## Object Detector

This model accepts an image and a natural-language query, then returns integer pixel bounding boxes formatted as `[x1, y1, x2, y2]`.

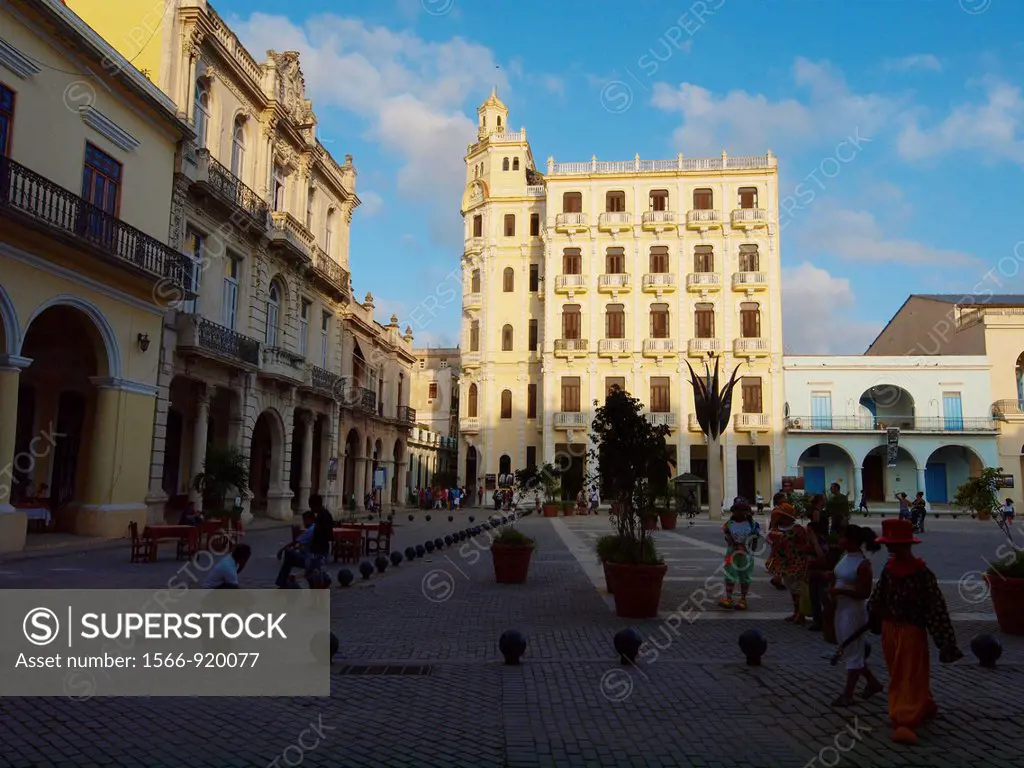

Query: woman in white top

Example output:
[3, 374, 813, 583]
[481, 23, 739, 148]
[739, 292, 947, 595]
[829, 524, 884, 706]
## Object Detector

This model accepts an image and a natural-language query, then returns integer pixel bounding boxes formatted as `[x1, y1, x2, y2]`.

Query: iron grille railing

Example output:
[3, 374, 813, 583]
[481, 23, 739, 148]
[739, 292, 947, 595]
[311, 246, 350, 296]
[786, 415, 997, 432]
[309, 365, 338, 393]
[204, 153, 269, 225]
[397, 405, 416, 424]
[0, 156, 193, 291]
[197, 318, 260, 366]
[358, 387, 376, 412]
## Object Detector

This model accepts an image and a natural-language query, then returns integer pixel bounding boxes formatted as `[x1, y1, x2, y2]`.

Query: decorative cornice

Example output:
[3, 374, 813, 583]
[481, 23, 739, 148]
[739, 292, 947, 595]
[0, 354, 33, 372]
[80, 105, 140, 152]
[0, 38, 42, 79]
[88, 377, 159, 396]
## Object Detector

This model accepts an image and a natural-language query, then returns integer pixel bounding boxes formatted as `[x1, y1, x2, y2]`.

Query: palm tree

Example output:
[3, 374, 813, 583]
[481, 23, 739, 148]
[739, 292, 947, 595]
[192, 445, 250, 518]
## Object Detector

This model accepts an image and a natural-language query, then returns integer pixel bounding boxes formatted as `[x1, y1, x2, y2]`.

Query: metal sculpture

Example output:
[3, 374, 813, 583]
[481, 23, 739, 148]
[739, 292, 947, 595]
[684, 353, 744, 519]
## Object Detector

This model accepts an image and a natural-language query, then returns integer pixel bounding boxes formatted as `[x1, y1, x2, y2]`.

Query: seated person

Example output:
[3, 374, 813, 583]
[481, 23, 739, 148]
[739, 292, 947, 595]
[201, 544, 251, 589]
[276, 511, 315, 587]
[178, 501, 203, 526]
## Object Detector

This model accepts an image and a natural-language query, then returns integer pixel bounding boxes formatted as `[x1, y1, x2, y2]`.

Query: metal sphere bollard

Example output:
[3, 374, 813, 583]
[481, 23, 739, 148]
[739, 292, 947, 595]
[971, 633, 1002, 668]
[337, 568, 354, 587]
[434, 537, 444, 550]
[374, 555, 389, 573]
[390, 551, 403, 567]
[404, 546, 417, 562]
[358, 561, 374, 580]
[415, 544, 426, 558]
[738, 629, 767, 666]
[499, 629, 527, 665]
[614, 628, 644, 665]
[425, 540, 435, 553]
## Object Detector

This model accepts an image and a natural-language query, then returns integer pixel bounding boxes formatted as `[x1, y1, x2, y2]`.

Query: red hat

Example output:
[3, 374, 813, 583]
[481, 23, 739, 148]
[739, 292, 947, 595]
[876, 518, 920, 545]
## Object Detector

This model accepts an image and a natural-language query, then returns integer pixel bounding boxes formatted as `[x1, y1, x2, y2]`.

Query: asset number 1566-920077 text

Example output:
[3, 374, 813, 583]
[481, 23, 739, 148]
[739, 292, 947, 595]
[143, 652, 259, 668]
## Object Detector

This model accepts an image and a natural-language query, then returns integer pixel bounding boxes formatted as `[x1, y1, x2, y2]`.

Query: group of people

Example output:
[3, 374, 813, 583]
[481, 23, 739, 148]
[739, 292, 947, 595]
[414, 486, 470, 510]
[716, 490, 962, 744]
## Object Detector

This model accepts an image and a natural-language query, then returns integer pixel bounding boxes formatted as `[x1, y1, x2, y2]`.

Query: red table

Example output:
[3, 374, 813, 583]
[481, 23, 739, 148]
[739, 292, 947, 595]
[143, 525, 198, 561]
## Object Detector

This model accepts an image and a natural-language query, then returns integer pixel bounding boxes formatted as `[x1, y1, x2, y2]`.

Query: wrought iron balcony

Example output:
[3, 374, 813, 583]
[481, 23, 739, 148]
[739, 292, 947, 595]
[0, 156, 194, 294]
[193, 150, 269, 228]
[309, 245, 350, 301]
[357, 387, 377, 413]
[302, 364, 339, 398]
[397, 405, 417, 424]
[175, 314, 260, 369]
[785, 415, 997, 433]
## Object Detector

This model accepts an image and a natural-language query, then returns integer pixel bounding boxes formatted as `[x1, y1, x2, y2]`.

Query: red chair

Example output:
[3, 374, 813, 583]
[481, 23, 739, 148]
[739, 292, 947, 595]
[129, 522, 153, 563]
[333, 529, 362, 563]
[365, 522, 393, 556]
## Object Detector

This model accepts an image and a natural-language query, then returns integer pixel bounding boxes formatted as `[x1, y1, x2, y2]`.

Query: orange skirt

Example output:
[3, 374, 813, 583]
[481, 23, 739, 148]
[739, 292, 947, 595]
[881, 620, 938, 729]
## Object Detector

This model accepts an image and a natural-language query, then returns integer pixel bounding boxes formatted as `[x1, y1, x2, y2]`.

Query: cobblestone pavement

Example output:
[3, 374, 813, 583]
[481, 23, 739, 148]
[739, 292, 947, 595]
[0, 510, 1021, 767]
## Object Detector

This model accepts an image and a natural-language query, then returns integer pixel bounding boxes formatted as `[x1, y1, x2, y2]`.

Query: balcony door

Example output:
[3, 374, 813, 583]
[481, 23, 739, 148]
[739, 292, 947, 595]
[942, 393, 963, 431]
[81, 143, 121, 242]
[811, 393, 832, 429]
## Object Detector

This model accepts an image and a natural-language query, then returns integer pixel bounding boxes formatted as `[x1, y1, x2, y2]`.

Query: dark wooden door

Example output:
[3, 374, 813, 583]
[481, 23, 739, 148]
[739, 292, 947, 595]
[862, 453, 884, 502]
[737, 459, 755, 503]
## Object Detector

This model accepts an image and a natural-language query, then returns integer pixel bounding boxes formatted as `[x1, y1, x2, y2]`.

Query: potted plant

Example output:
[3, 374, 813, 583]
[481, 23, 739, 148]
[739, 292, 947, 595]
[562, 499, 576, 517]
[653, 483, 677, 530]
[985, 548, 1024, 635]
[490, 526, 535, 584]
[192, 445, 250, 521]
[953, 466, 1003, 522]
[595, 534, 621, 593]
[590, 387, 672, 619]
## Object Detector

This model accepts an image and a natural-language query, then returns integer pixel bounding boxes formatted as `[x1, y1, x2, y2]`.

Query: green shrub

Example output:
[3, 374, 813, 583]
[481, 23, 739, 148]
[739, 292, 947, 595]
[595, 534, 621, 563]
[988, 547, 1024, 579]
[493, 527, 534, 547]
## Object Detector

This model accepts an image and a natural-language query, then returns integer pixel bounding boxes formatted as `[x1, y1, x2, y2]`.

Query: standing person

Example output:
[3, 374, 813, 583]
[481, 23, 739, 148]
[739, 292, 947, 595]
[306, 497, 334, 588]
[766, 492, 788, 590]
[755, 491, 765, 516]
[589, 486, 600, 515]
[576, 488, 586, 515]
[868, 518, 963, 744]
[768, 504, 811, 623]
[718, 502, 761, 610]
[897, 493, 911, 521]
[1002, 497, 1015, 523]
[807, 495, 830, 632]
[911, 492, 927, 533]
[478, 484, 483, 507]
[858, 489, 869, 515]
[829, 525, 884, 706]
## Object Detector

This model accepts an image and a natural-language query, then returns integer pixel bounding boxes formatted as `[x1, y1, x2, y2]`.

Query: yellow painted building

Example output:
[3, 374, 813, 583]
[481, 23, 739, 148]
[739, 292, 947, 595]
[409, 347, 460, 495]
[67, 0, 418, 522]
[866, 294, 1024, 496]
[0, 0, 193, 549]
[459, 92, 785, 501]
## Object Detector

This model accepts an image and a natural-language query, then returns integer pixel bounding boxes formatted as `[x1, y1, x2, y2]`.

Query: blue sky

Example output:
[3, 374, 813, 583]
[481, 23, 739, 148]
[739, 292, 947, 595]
[218, 0, 1024, 353]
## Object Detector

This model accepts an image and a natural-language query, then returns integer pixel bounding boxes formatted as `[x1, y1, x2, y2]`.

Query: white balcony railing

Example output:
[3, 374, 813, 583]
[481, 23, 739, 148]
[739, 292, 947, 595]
[554, 338, 589, 353]
[555, 412, 588, 428]
[598, 338, 631, 354]
[459, 417, 480, 433]
[526, 185, 546, 196]
[642, 273, 676, 288]
[732, 272, 768, 289]
[462, 352, 481, 367]
[598, 273, 630, 289]
[647, 412, 677, 427]
[555, 212, 588, 228]
[686, 209, 722, 226]
[686, 272, 721, 289]
[733, 337, 769, 355]
[731, 208, 768, 226]
[735, 413, 771, 430]
[643, 338, 675, 354]
[598, 211, 632, 228]
[688, 338, 722, 356]
[555, 274, 587, 290]
[642, 210, 676, 226]
[547, 153, 775, 176]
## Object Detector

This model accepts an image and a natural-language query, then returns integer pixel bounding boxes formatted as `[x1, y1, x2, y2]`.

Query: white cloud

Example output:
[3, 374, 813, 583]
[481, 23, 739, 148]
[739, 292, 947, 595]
[651, 58, 899, 155]
[231, 13, 506, 231]
[794, 202, 978, 266]
[896, 79, 1024, 165]
[357, 190, 383, 217]
[781, 263, 880, 354]
[884, 54, 942, 72]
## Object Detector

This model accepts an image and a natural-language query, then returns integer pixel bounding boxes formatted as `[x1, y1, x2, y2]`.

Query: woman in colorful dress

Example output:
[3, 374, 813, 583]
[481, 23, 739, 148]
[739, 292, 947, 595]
[868, 518, 963, 744]
[718, 502, 761, 610]
[767, 504, 811, 623]
[829, 524, 884, 706]
[765, 493, 788, 590]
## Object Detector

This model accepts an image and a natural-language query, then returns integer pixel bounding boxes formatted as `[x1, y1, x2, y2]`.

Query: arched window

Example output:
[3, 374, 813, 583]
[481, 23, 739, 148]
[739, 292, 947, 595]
[500, 389, 512, 419]
[512, 157, 519, 171]
[499, 454, 512, 474]
[266, 281, 281, 347]
[497, 115, 503, 128]
[503, 267, 514, 292]
[194, 78, 210, 148]
[502, 157, 510, 171]
[502, 324, 513, 351]
[325, 207, 336, 254]
[306, 187, 316, 231]
[740, 302, 761, 338]
[468, 383, 478, 417]
[230, 116, 246, 178]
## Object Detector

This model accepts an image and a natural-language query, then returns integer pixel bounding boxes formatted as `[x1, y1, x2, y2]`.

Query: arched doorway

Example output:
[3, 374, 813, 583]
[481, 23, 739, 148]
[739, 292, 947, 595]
[859, 384, 915, 430]
[343, 429, 360, 506]
[925, 445, 984, 504]
[250, 410, 285, 515]
[17, 303, 113, 529]
[861, 445, 919, 502]
[797, 443, 856, 496]
[391, 439, 403, 503]
[465, 446, 477, 502]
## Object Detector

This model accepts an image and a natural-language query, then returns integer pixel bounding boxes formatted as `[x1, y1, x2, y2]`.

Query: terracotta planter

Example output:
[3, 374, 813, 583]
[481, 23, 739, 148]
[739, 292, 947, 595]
[659, 511, 677, 530]
[563, 505, 575, 517]
[606, 562, 668, 618]
[986, 573, 1024, 635]
[491, 543, 535, 584]
[543, 504, 559, 517]
[976, 509, 992, 521]
[642, 516, 659, 531]
[602, 561, 616, 594]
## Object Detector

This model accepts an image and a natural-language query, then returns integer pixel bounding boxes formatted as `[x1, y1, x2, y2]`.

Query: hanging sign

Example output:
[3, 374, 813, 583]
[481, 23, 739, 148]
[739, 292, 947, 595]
[328, 458, 339, 481]
[886, 428, 900, 468]
[373, 468, 386, 490]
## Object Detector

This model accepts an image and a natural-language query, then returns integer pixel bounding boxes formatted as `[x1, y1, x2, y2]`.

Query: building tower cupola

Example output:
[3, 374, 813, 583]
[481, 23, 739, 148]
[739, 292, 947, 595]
[477, 87, 508, 139]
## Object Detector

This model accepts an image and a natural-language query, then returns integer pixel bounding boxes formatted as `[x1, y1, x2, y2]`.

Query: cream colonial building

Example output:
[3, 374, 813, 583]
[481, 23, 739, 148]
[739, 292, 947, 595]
[0, 0, 193, 550]
[69, 0, 418, 521]
[409, 347, 460, 495]
[783, 355, 998, 504]
[458, 91, 784, 501]
[865, 294, 1024, 498]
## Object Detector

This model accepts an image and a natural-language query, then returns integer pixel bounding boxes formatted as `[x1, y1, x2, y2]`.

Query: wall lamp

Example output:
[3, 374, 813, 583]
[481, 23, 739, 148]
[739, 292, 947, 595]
[138, 333, 151, 353]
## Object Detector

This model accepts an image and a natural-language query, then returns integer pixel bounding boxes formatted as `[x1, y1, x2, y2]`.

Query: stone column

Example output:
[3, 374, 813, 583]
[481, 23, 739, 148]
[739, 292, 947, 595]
[296, 412, 315, 512]
[80, 379, 123, 518]
[0, 356, 30, 553]
[188, 387, 212, 509]
[916, 466, 927, 497]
